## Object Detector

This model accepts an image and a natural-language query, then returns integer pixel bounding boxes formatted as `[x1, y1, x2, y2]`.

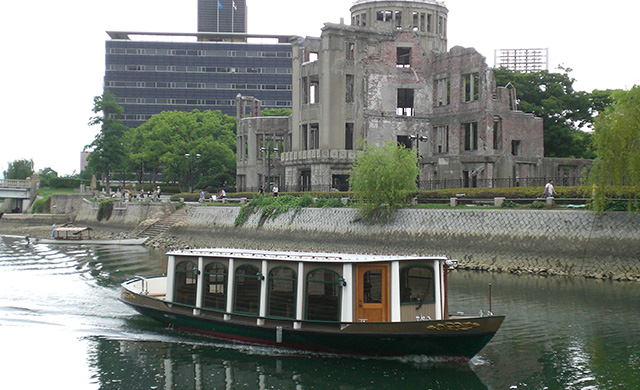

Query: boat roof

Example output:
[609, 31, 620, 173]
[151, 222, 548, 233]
[166, 247, 447, 263]
[53, 226, 93, 233]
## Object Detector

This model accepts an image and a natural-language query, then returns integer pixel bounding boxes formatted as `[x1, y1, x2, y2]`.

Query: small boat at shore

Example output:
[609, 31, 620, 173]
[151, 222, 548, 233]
[37, 226, 148, 245]
[121, 248, 504, 359]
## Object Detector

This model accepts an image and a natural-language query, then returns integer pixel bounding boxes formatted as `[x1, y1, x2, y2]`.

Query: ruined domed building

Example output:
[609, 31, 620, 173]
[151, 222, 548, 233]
[235, 0, 590, 192]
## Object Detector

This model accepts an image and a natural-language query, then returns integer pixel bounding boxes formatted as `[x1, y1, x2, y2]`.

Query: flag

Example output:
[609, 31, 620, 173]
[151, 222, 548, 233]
[233, 1, 237, 11]
[218, 0, 223, 9]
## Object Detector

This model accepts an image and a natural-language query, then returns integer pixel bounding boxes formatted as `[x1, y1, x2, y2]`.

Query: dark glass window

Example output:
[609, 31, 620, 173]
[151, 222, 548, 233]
[400, 266, 434, 304]
[305, 269, 341, 322]
[175, 260, 198, 306]
[268, 267, 296, 318]
[234, 264, 262, 315]
[204, 262, 227, 311]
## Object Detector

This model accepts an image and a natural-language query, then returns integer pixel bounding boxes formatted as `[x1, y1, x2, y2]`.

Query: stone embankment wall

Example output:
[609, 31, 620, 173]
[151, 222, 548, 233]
[45, 196, 640, 281]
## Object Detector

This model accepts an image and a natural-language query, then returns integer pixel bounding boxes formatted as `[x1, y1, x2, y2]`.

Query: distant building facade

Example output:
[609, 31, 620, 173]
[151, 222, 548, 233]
[236, 0, 590, 192]
[103, 0, 293, 129]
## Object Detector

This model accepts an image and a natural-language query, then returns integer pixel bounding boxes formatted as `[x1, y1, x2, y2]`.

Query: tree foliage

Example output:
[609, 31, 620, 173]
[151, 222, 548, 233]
[130, 110, 237, 192]
[349, 141, 419, 218]
[4, 159, 34, 180]
[261, 108, 292, 117]
[493, 67, 615, 159]
[85, 91, 129, 192]
[589, 85, 640, 211]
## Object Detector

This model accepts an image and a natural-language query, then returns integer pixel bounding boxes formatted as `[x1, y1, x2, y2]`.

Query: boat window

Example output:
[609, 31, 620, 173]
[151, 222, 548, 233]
[204, 262, 227, 311]
[233, 264, 262, 315]
[305, 269, 341, 322]
[175, 260, 198, 306]
[268, 267, 296, 319]
[400, 266, 434, 304]
[363, 269, 382, 303]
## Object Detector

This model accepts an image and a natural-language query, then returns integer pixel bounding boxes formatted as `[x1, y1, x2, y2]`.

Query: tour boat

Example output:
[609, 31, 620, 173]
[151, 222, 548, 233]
[38, 226, 148, 245]
[120, 248, 504, 359]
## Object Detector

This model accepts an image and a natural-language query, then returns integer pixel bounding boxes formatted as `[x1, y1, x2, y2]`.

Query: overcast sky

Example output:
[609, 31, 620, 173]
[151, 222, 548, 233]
[1, 0, 638, 177]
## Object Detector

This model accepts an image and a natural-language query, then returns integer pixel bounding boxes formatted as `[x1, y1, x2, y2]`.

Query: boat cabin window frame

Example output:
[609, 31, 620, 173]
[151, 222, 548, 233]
[399, 265, 435, 305]
[267, 266, 297, 319]
[174, 260, 198, 307]
[233, 264, 262, 316]
[203, 261, 227, 312]
[305, 268, 342, 323]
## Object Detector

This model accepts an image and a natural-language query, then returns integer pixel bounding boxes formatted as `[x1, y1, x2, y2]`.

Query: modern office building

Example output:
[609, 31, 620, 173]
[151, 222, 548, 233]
[103, 0, 294, 129]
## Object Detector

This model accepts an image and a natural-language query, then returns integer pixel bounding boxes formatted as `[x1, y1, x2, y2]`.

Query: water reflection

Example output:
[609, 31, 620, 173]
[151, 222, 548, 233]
[86, 337, 488, 390]
[2, 234, 640, 390]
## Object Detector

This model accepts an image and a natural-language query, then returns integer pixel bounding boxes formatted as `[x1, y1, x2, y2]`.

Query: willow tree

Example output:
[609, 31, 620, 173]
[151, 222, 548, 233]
[349, 141, 419, 219]
[589, 85, 640, 211]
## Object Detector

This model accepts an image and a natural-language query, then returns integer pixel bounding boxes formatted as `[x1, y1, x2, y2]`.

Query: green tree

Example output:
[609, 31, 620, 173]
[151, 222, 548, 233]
[349, 141, 419, 218]
[85, 91, 129, 193]
[4, 159, 34, 180]
[493, 67, 613, 159]
[589, 85, 640, 211]
[261, 108, 292, 117]
[39, 167, 58, 187]
[132, 110, 237, 192]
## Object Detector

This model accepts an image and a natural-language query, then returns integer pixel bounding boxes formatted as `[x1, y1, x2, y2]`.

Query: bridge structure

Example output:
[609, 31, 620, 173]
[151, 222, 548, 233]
[0, 175, 40, 213]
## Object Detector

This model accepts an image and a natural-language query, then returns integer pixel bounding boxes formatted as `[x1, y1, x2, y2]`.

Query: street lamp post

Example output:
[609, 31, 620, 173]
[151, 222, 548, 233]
[409, 134, 428, 188]
[184, 153, 201, 193]
[260, 145, 278, 192]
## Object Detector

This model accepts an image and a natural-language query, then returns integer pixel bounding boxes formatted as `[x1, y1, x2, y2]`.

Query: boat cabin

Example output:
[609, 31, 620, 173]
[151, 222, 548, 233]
[159, 248, 452, 327]
[51, 226, 93, 240]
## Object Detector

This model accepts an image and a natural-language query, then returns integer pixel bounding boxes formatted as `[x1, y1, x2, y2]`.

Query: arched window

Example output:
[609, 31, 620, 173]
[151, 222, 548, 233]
[399, 266, 434, 304]
[175, 260, 198, 306]
[233, 264, 262, 315]
[204, 262, 227, 311]
[305, 269, 341, 322]
[268, 267, 296, 319]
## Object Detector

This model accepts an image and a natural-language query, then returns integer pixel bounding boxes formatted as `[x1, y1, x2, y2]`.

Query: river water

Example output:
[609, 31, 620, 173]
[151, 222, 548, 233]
[1, 234, 638, 390]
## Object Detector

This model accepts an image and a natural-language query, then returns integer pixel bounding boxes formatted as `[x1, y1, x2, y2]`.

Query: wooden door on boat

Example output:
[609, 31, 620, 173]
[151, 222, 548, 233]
[356, 264, 389, 322]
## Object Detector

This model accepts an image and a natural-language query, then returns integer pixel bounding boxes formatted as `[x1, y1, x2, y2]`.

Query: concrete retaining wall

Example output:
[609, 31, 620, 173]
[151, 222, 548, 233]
[46, 195, 640, 280]
[179, 206, 640, 281]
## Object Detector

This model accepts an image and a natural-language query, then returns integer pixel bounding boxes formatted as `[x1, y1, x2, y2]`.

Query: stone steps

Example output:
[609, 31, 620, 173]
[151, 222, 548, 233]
[135, 207, 190, 240]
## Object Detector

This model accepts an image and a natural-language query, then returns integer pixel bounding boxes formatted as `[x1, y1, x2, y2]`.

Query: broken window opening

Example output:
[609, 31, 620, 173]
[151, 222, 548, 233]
[395, 11, 402, 28]
[397, 88, 415, 116]
[420, 13, 426, 32]
[345, 123, 354, 150]
[464, 122, 478, 151]
[309, 77, 319, 104]
[427, 14, 432, 32]
[377, 10, 393, 22]
[397, 135, 412, 150]
[301, 124, 308, 150]
[345, 74, 354, 103]
[302, 77, 309, 104]
[493, 117, 502, 150]
[346, 42, 355, 61]
[435, 125, 449, 154]
[436, 77, 450, 106]
[412, 12, 419, 30]
[396, 47, 411, 68]
[308, 52, 318, 62]
[512, 140, 521, 156]
[309, 124, 319, 150]
[464, 73, 480, 102]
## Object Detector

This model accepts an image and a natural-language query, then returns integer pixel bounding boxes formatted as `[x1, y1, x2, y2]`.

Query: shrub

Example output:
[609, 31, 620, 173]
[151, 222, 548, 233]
[97, 199, 118, 221]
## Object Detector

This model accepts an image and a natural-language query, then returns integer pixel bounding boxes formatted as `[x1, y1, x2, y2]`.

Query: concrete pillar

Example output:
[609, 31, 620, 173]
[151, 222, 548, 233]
[450, 197, 458, 208]
[494, 197, 505, 207]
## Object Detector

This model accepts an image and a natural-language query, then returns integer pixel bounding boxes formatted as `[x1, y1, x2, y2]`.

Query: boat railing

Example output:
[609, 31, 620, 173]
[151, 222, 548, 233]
[126, 275, 166, 297]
